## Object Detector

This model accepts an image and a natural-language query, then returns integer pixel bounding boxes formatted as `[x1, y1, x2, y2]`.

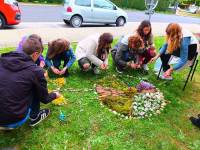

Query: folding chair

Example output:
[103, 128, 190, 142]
[157, 44, 199, 91]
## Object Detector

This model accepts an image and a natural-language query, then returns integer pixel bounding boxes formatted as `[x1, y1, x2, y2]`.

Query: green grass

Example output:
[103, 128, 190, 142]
[0, 37, 200, 150]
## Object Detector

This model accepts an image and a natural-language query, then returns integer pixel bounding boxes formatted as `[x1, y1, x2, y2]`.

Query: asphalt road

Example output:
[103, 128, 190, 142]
[19, 4, 200, 24]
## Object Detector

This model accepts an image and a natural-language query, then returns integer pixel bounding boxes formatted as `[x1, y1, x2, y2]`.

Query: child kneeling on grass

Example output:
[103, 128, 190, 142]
[135, 20, 157, 71]
[45, 39, 76, 77]
[16, 34, 45, 68]
[0, 37, 60, 129]
[75, 33, 113, 74]
[111, 35, 147, 73]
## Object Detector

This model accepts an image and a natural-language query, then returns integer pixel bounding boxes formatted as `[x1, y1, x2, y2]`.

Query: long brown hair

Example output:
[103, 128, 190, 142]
[47, 39, 70, 59]
[136, 20, 152, 42]
[97, 33, 113, 58]
[166, 23, 182, 54]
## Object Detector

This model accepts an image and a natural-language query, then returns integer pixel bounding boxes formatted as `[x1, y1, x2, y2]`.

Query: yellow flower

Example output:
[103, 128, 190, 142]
[55, 78, 65, 87]
[52, 96, 67, 106]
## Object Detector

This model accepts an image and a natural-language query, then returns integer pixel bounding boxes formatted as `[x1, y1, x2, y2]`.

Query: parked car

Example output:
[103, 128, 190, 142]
[187, 4, 199, 14]
[62, 0, 128, 28]
[0, 0, 21, 29]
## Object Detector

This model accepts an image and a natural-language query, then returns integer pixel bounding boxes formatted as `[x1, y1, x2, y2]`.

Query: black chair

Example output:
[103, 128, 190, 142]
[157, 44, 199, 91]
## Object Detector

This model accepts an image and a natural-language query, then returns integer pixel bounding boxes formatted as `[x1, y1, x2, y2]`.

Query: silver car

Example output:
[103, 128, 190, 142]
[62, 0, 128, 27]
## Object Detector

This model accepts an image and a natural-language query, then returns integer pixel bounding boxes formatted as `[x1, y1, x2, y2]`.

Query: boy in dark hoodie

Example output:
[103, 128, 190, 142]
[0, 37, 60, 129]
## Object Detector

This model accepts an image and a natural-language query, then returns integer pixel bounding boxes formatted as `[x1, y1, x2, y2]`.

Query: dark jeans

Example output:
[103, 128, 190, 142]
[111, 50, 122, 70]
[78, 57, 105, 71]
[160, 49, 180, 72]
[78, 57, 93, 70]
[49, 57, 69, 77]
[29, 95, 40, 119]
[52, 57, 69, 69]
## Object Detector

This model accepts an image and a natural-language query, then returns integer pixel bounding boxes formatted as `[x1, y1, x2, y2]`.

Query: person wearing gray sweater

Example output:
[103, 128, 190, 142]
[111, 35, 145, 73]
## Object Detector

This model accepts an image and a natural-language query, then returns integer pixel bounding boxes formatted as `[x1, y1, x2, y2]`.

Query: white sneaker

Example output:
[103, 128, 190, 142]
[142, 64, 149, 71]
[160, 75, 173, 80]
[116, 67, 123, 74]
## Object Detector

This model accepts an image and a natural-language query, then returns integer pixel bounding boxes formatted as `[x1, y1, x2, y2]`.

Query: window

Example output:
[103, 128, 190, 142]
[75, 0, 91, 7]
[94, 0, 114, 10]
[64, 0, 69, 4]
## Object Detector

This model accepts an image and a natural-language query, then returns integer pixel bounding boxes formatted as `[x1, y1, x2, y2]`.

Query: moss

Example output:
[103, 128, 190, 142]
[97, 76, 127, 90]
[101, 96, 133, 115]
[97, 76, 137, 116]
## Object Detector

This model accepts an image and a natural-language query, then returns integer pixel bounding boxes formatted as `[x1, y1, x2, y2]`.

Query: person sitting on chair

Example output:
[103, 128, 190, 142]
[151, 23, 199, 80]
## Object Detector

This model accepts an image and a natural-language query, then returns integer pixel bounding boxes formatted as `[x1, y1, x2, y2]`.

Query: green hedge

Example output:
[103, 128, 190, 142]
[18, 0, 171, 11]
[111, 0, 171, 11]
[111, 0, 146, 10]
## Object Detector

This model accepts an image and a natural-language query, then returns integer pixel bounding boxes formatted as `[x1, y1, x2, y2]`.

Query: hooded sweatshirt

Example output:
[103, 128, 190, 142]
[0, 52, 56, 125]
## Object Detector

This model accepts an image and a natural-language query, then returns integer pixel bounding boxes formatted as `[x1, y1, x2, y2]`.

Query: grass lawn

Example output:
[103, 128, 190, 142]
[0, 37, 200, 150]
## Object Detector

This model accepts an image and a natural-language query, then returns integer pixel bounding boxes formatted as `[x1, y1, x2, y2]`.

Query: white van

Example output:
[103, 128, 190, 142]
[62, 0, 128, 27]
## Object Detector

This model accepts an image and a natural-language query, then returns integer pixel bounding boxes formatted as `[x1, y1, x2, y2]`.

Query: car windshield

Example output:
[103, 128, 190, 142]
[4, 0, 16, 3]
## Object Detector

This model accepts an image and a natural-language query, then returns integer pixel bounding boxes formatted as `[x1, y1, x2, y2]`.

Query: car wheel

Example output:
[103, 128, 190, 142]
[70, 15, 82, 28]
[0, 14, 6, 29]
[116, 17, 125, 27]
[63, 19, 70, 25]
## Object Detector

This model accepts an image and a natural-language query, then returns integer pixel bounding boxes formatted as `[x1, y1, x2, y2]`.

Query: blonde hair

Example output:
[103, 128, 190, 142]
[166, 23, 182, 54]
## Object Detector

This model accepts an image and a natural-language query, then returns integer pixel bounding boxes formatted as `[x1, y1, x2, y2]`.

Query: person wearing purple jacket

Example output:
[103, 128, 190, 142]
[16, 34, 45, 68]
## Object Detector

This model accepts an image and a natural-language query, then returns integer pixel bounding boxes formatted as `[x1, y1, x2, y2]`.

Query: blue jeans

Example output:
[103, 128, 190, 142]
[0, 96, 40, 129]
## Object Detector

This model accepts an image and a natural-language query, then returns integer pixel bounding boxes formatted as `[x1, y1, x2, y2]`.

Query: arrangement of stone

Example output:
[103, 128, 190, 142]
[96, 76, 168, 119]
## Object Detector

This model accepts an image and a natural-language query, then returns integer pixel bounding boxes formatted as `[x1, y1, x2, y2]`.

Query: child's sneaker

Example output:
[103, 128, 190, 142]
[0, 126, 14, 130]
[190, 116, 200, 128]
[160, 75, 173, 80]
[142, 64, 149, 71]
[93, 67, 100, 75]
[116, 67, 123, 74]
[29, 109, 50, 127]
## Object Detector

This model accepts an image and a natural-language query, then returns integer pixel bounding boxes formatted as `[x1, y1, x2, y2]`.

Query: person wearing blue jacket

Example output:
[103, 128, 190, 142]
[45, 39, 76, 77]
[151, 23, 199, 80]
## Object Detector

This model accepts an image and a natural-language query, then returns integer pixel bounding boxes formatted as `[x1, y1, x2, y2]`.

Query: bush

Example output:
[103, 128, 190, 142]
[156, 0, 170, 11]
[18, 0, 171, 11]
[111, 0, 170, 11]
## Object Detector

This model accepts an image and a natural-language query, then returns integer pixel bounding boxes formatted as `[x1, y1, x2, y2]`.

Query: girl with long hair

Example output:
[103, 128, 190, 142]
[151, 23, 199, 80]
[136, 20, 156, 71]
[75, 33, 113, 74]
